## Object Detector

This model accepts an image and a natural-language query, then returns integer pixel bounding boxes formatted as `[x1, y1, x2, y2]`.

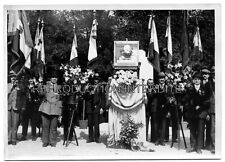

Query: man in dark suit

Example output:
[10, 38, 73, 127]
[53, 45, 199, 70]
[84, 74, 104, 143]
[155, 72, 170, 146]
[201, 68, 212, 150]
[146, 79, 157, 142]
[21, 75, 41, 141]
[186, 72, 211, 154]
[8, 72, 27, 145]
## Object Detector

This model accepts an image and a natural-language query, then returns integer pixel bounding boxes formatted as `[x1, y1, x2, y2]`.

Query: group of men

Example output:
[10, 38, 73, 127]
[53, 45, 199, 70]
[8, 65, 216, 154]
[8, 69, 106, 147]
[145, 66, 215, 154]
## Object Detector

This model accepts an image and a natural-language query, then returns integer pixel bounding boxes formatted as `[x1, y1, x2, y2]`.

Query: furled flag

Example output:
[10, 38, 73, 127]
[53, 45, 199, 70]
[165, 13, 172, 64]
[193, 26, 203, 60]
[70, 26, 78, 61]
[36, 20, 45, 64]
[7, 10, 33, 75]
[180, 11, 189, 69]
[147, 15, 160, 73]
[88, 18, 98, 61]
[34, 18, 40, 46]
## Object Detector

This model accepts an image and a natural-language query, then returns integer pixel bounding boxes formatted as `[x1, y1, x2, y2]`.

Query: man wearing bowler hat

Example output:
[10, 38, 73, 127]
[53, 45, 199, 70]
[84, 73, 104, 143]
[8, 71, 27, 145]
[186, 72, 210, 154]
[155, 72, 169, 146]
[39, 69, 62, 147]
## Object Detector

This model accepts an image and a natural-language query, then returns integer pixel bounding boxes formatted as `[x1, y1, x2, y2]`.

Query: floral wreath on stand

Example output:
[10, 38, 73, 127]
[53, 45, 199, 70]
[113, 70, 138, 94]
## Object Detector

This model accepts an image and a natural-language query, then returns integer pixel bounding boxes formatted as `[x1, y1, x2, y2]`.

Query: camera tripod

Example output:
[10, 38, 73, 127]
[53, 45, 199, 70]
[170, 104, 187, 150]
[63, 103, 79, 147]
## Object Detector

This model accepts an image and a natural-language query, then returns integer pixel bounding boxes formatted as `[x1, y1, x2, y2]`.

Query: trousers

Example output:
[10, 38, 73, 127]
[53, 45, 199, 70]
[41, 113, 58, 145]
[8, 109, 20, 142]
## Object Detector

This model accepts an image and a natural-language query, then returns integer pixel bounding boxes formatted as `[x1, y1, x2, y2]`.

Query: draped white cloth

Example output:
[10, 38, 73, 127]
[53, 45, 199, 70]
[107, 79, 147, 146]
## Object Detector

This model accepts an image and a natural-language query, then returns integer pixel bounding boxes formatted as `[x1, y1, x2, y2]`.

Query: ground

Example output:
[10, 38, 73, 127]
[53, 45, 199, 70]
[5, 122, 218, 160]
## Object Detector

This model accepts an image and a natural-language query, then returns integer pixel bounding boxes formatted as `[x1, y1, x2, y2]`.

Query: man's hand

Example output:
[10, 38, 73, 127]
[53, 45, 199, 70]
[206, 115, 210, 121]
[195, 106, 200, 110]
[100, 108, 104, 115]
[180, 105, 183, 112]
[166, 112, 171, 118]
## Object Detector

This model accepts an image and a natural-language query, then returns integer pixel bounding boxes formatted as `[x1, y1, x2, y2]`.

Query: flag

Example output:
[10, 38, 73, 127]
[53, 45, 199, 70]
[70, 30, 78, 61]
[180, 11, 189, 69]
[147, 15, 160, 73]
[193, 26, 203, 60]
[165, 14, 172, 64]
[7, 10, 33, 75]
[88, 19, 98, 61]
[36, 22, 45, 64]
[34, 19, 40, 46]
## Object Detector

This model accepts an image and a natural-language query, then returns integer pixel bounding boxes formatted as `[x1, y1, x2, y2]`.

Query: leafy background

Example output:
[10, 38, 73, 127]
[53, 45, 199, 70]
[25, 10, 215, 80]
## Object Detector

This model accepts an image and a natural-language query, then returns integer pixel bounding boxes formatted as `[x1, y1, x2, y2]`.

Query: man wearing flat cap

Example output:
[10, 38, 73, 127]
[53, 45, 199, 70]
[206, 66, 215, 154]
[201, 67, 213, 150]
[186, 72, 211, 154]
[8, 71, 27, 145]
[39, 69, 62, 147]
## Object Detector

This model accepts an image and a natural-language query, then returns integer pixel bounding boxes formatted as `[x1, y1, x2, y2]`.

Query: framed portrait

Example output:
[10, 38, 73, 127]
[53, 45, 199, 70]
[113, 41, 139, 67]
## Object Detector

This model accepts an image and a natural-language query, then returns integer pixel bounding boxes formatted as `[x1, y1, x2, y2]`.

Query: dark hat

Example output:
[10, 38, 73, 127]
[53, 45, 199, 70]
[202, 68, 210, 74]
[158, 72, 165, 79]
[192, 72, 202, 79]
[49, 70, 59, 78]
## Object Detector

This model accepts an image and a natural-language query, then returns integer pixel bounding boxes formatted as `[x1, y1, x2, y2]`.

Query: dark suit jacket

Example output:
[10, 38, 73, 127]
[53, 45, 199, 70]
[187, 84, 210, 119]
[84, 84, 103, 114]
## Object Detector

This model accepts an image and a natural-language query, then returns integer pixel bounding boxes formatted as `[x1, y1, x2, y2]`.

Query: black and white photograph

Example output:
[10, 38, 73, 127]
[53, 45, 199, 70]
[2, 2, 223, 161]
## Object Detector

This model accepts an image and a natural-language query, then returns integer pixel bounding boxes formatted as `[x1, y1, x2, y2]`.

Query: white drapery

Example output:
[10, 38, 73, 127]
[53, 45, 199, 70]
[107, 79, 146, 146]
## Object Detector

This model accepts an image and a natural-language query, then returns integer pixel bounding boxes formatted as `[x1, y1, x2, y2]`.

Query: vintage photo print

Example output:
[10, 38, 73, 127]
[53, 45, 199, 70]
[3, 4, 222, 160]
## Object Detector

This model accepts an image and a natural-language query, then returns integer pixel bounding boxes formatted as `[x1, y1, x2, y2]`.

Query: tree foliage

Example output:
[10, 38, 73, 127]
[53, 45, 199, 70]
[25, 9, 215, 78]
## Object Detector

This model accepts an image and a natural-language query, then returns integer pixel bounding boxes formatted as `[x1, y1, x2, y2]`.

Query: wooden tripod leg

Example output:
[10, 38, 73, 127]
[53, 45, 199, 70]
[73, 129, 79, 146]
[65, 107, 75, 147]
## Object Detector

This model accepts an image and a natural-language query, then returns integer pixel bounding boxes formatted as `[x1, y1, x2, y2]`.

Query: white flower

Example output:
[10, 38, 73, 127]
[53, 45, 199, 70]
[177, 62, 182, 68]
[65, 76, 70, 82]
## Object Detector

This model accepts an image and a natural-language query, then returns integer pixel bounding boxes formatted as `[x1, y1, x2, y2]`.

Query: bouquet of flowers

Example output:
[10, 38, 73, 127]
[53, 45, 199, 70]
[113, 70, 138, 93]
[165, 62, 192, 91]
[60, 64, 82, 84]
[118, 114, 143, 150]
[80, 69, 95, 84]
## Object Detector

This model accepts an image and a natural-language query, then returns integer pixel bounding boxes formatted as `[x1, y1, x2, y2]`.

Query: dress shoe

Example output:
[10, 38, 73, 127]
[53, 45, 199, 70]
[172, 139, 178, 143]
[50, 143, 56, 147]
[8, 141, 12, 145]
[155, 141, 160, 146]
[32, 137, 37, 141]
[196, 149, 202, 154]
[160, 142, 165, 146]
[186, 148, 196, 153]
[211, 149, 215, 154]
[95, 139, 100, 143]
[11, 141, 16, 145]
[20, 136, 26, 141]
[42, 143, 49, 147]
[86, 139, 94, 143]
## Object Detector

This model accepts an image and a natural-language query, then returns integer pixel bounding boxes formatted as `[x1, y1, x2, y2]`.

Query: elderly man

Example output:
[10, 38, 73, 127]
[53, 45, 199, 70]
[8, 72, 27, 145]
[186, 72, 210, 154]
[155, 72, 170, 146]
